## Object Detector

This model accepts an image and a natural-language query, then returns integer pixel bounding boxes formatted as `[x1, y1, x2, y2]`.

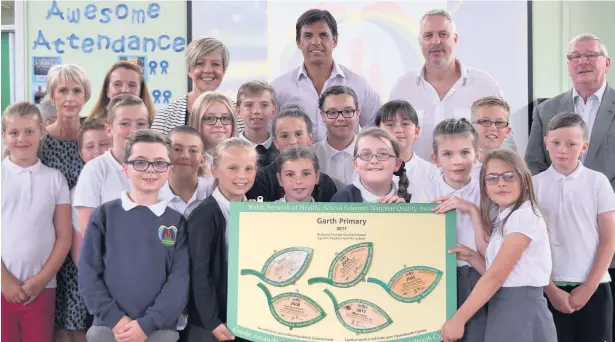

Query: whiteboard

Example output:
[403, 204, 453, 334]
[191, 0, 531, 154]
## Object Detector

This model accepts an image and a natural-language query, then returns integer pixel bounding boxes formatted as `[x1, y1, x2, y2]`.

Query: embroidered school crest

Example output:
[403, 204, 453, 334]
[158, 225, 178, 246]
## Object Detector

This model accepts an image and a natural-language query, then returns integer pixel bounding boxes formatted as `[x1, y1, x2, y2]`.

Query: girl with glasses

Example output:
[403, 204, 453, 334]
[331, 127, 408, 203]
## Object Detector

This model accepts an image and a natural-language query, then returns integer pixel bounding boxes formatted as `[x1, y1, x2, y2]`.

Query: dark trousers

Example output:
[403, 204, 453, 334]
[548, 282, 612, 342]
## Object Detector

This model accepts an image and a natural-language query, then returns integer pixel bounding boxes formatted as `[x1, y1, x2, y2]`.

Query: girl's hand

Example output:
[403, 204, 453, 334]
[1, 275, 27, 304]
[379, 195, 405, 204]
[547, 286, 574, 314]
[432, 196, 476, 214]
[569, 284, 594, 311]
[441, 318, 465, 342]
[212, 323, 235, 341]
[449, 244, 479, 263]
[21, 275, 47, 305]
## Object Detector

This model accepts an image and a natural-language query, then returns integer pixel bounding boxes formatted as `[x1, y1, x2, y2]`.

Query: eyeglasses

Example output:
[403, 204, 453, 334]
[202, 115, 233, 125]
[355, 152, 395, 162]
[473, 119, 509, 129]
[566, 52, 605, 63]
[484, 171, 518, 184]
[324, 109, 356, 119]
[126, 160, 171, 173]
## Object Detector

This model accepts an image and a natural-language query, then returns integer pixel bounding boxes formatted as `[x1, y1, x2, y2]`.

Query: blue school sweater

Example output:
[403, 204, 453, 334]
[78, 198, 189, 335]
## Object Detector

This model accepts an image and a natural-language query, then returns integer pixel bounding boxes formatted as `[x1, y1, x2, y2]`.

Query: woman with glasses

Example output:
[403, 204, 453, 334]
[152, 36, 244, 136]
[187, 92, 238, 175]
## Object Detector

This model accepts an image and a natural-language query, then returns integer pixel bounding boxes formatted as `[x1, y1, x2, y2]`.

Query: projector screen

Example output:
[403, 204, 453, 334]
[191, 0, 530, 153]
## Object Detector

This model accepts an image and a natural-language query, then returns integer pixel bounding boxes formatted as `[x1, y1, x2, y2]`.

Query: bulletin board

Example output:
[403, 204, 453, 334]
[22, 0, 189, 115]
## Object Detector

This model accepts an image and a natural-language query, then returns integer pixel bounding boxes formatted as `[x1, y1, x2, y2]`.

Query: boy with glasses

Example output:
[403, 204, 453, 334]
[470, 96, 512, 180]
[79, 129, 189, 342]
[312, 85, 361, 189]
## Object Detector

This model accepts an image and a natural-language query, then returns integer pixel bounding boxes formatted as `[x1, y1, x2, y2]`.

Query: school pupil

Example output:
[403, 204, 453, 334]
[73, 94, 150, 235]
[185, 138, 257, 342]
[330, 127, 409, 203]
[470, 96, 512, 179]
[376, 100, 438, 195]
[70, 119, 111, 265]
[410, 118, 486, 342]
[275, 145, 320, 202]
[312, 85, 361, 189]
[236, 81, 278, 167]
[533, 112, 615, 342]
[441, 149, 556, 342]
[187, 92, 238, 171]
[79, 129, 189, 342]
[246, 105, 338, 202]
[1, 102, 72, 342]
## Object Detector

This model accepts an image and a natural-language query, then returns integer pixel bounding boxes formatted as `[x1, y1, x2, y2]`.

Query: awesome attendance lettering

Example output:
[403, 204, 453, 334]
[31, 0, 186, 55]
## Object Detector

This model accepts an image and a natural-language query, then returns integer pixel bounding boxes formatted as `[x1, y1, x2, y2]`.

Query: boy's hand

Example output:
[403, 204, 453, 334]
[449, 244, 478, 263]
[548, 287, 574, 314]
[379, 195, 405, 204]
[115, 320, 146, 342]
[569, 284, 594, 311]
[212, 323, 235, 341]
[1, 275, 27, 304]
[432, 196, 475, 214]
[21, 275, 47, 305]
[112, 315, 132, 334]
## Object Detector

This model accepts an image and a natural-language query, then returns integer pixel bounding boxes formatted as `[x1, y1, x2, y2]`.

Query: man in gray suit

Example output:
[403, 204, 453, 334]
[526, 33, 613, 189]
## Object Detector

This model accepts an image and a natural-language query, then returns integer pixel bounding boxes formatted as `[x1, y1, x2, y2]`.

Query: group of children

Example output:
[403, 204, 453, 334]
[1, 77, 614, 342]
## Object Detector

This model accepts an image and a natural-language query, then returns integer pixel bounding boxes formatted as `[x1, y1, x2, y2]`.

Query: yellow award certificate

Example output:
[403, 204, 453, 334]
[228, 202, 456, 342]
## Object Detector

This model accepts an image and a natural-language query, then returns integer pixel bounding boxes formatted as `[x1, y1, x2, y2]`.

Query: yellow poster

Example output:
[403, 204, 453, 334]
[228, 202, 457, 342]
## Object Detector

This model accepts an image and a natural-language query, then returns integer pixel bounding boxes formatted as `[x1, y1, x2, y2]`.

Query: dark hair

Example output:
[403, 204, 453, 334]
[547, 111, 588, 140]
[78, 118, 106, 149]
[272, 105, 314, 136]
[318, 85, 359, 111]
[479, 149, 541, 238]
[169, 125, 206, 149]
[295, 9, 338, 43]
[354, 127, 409, 200]
[275, 145, 320, 174]
[375, 100, 419, 126]
[124, 129, 172, 163]
[432, 118, 479, 153]
[236, 80, 277, 107]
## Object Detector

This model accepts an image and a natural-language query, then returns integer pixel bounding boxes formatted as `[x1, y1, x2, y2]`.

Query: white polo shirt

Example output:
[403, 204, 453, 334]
[159, 176, 214, 219]
[239, 132, 273, 149]
[272, 62, 381, 143]
[405, 154, 439, 195]
[73, 150, 131, 209]
[1, 158, 70, 287]
[389, 60, 515, 160]
[211, 187, 247, 246]
[411, 174, 480, 267]
[471, 162, 482, 182]
[533, 163, 615, 283]
[486, 201, 551, 287]
[312, 135, 357, 190]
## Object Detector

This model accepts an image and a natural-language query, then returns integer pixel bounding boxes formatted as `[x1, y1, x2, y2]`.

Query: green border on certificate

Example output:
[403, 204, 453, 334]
[228, 202, 457, 342]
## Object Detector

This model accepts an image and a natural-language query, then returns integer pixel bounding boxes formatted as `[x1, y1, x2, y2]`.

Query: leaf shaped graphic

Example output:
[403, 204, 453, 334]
[367, 266, 443, 303]
[257, 283, 326, 329]
[241, 247, 313, 287]
[308, 242, 373, 288]
[323, 289, 392, 334]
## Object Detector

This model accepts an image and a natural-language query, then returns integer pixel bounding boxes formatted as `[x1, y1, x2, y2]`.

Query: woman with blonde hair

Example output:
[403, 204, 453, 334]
[86, 61, 156, 122]
[38, 64, 91, 342]
[152, 36, 244, 135]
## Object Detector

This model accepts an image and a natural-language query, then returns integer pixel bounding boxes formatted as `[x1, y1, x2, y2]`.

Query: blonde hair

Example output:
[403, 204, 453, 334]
[188, 92, 238, 146]
[211, 137, 258, 186]
[185, 36, 230, 72]
[46, 64, 92, 102]
[471, 96, 511, 121]
[106, 94, 148, 125]
[87, 61, 156, 122]
[2, 102, 44, 158]
[479, 149, 541, 238]
[236, 80, 277, 107]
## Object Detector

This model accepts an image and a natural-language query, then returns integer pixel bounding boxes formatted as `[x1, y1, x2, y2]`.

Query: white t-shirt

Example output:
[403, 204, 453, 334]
[159, 176, 214, 219]
[404, 153, 439, 195]
[411, 174, 480, 267]
[73, 150, 130, 209]
[70, 188, 81, 233]
[533, 163, 615, 283]
[353, 177, 397, 203]
[1, 158, 70, 287]
[486, 201, 551, 287]
[312, 136, 357, 190]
